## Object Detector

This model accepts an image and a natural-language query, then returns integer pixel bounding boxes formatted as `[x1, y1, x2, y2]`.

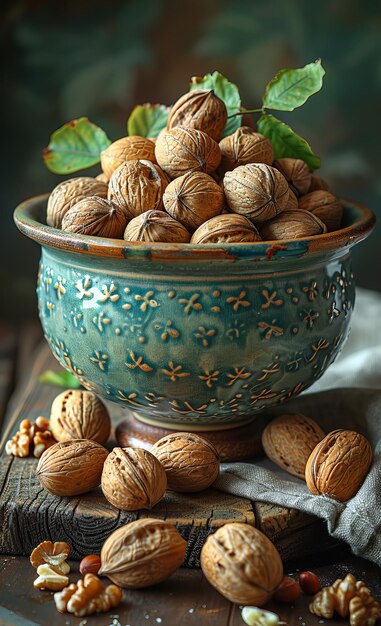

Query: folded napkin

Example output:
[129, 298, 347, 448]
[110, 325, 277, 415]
[214, 288, 381, 565]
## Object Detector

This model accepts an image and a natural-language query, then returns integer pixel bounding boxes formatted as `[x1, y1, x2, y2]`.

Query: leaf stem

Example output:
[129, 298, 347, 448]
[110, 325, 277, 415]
[227, 107, 264, 118]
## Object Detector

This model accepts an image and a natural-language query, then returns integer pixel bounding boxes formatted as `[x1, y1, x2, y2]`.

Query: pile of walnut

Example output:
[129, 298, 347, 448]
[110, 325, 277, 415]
[261, 413, 373, 501]
[47, 89, 343, 244]
[5, 416, 55, 458]
[27, 389, 220, 509]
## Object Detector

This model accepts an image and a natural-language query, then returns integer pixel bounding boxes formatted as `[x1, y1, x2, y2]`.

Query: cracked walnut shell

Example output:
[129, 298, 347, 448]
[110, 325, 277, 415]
[37, 439, 108, 496]
[30, 540, 70, 574]
[305, 429, 372, 501]
[123, 210, 191, 243]
[47, 177, 108, 229]
[99, 518, 186, 588]
[155, 127, 221, 179]
[101, 447, 167, 510]
[191, 214, 261, 244]
[50, 389, 111, 445]
[150, 432, 220, 493]
[260, 209, 327, 240]
[100, 136, 156, 179]
[223, 163, 289, 223]
[108, 160, 169, 219]
[167, 89, 227, 142]
[163, 171, 224, 231]
[298, 190, 343, 232]
[219, 127, 274, 171]
[61, 196, 127, 238]
[201, 523, 283, 606]
[262, 413, 325, 479]
[54, 573, 122, 616]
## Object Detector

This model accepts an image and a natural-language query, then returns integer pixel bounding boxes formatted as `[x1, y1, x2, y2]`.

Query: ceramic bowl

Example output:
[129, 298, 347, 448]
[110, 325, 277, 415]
[14, 196, 375, 430]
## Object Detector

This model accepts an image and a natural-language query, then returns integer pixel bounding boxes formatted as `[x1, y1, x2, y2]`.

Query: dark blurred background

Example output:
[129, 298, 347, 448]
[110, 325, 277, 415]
[1, 0, 380, 323]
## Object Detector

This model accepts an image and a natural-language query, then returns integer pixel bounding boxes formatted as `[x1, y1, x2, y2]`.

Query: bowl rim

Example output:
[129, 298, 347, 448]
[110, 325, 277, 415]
[14, 193, 375, 262]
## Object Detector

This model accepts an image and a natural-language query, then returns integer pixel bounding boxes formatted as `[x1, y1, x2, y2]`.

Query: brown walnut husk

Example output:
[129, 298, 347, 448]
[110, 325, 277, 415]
[305, 429, 372, 501]
[101, 447, 167, 511]
[100, 136, 156, 179]
[200, 523, 283, 605]
[50, 389, 110, 445]
[163, 171, 224, 231]
[191, 214, 261, 244]
[260, 209, 327, 240]
[298, 190, 343, 232]
[150, 432, 220, 493]
[108, 160, 169, 220]
[124, 210, 191, 243]
[47, 177, 108, 229]
[273, 157, 311, 196]
[99, 519, 187, 588]
[155, 127, 221, 179]
[61, 196, 127, 238]
[223, 163, 289, 223]
[219, 127, 274, 172]
[167, 89, 227, 142]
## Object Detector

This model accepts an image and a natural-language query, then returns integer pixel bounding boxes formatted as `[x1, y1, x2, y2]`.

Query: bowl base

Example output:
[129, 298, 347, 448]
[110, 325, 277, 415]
[115, 412, 267, 462]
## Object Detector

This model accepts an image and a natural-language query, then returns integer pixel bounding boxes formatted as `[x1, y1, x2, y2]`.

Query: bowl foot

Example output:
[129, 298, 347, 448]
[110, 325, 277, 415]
[115, 413, 267, 462]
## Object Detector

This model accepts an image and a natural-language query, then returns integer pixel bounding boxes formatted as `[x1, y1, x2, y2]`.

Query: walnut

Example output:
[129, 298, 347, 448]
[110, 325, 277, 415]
[123, 210, 191, 243]
[54, 573, 122, 616]
[36, 439, 108, 496]
[273, 158, 311, 196]
[34, 564, 69, 591]
[309, 173, 330, 192]
[262, 414, 325, 479]
[61, 196, 127, 238]
[223, 164, 289, 223]
[107, 160, 169, 220]
[191, 214, 262, 244]
[47, 177, 108, 228]
[155, 127, 221, 179]
[96, 172, 109, 183]
[298, 190, 343, 232]
[6, 416, 55, 458]
[99, 518, 187, 588]
[285, 189, 299, 211]
[309, 573, 381, 626]
[50, 389, 111, 445]
[200, 523, 283, 605]
[163, 171, 224, 231]
[305, 429, 372, 501]
[219, 127, 274, 172]
[100, 136, 156, 179]
[150, 432, 220, 492]
[167, 89, 227, 142]
[101, 447, 167, 510]
[260, 210, 327, 240]
[30, 540, 71, 574]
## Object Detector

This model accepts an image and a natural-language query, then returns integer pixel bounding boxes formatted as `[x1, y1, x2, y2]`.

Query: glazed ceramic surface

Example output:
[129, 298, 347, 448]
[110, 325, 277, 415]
[14, 197, 375, 430]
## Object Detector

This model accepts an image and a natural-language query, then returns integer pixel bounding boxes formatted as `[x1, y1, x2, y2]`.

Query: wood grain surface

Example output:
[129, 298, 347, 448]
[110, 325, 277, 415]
[0, 332, 338, 567]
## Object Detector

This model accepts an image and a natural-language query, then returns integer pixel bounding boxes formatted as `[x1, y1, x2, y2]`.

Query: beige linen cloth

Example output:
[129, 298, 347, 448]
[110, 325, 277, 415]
[214, 288, 381, 565]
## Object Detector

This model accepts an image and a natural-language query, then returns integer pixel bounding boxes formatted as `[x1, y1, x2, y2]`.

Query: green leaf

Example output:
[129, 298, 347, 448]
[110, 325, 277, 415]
[257, 114, 320, 171]
[43, 117, 111, 174]
[39, 369, 81, 388]
[127, 103, 170, 138]
[263, 60, 325, 111]
[190, 71, 241, 137]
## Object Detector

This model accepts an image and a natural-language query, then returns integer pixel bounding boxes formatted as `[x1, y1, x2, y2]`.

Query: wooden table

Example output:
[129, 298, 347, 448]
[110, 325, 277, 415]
[0, 322, 380, 626]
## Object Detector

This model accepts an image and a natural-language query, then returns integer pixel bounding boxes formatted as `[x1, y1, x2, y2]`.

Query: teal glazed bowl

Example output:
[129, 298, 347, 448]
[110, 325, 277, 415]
[14, 196, 375, 430]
